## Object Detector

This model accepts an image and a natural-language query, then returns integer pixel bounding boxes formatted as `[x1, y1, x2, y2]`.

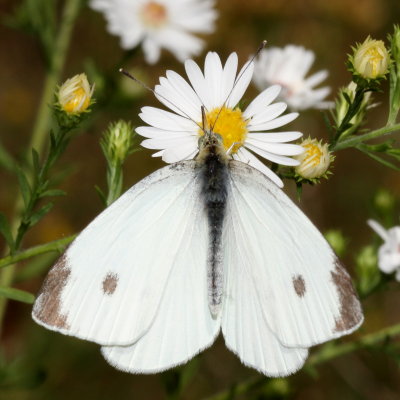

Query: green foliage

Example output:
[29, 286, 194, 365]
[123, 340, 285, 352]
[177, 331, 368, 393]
[99, 120, 140, 206]
[0, 287, 35, 304]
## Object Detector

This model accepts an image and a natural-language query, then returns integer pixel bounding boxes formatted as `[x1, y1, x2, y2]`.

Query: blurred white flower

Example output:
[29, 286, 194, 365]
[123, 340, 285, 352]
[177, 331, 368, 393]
[367, 219, 400, 280]
[253, 45, 332, 111]
[137, 52, 304, 187]
[90, 0, 218, 64]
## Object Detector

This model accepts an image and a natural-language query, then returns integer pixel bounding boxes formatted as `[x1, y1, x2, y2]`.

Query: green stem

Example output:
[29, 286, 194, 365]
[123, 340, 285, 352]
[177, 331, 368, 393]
[0, 0, 82, 334]
[331, 123, 400, 151]
[0, 235, 76, 269]
[204, 323, 400, 400]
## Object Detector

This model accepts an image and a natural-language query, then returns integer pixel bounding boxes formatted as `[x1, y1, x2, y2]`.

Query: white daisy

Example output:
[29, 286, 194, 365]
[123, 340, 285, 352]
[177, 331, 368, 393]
[368, 219, 400, 281]
[253, 45, 332, 111]
[137, 52, 304, 187]
[89, 0, 218, 64]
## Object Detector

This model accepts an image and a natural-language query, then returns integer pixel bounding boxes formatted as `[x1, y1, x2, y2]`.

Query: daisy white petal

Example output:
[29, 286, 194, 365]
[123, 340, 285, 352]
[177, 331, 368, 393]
[162, 140, 198, 163]
[204, 52, 224, 108]
[247, 131, 303, 143]
[245, 139, 304, 156]
[248, 112, 298, 132]
[248, 103, 287, 126]
[253, 45, 332, 111]
[141, 135, 195, 150]
[184, 59, 210, 108]
[136, 126, 195, 139]
[227, 61, 254, 108]
[139, 107, 196, 131]
[243, 85, 281, 119]
[246, 143, 300, 166]
[151, 150, 164, 157]
[234, 148, 283, 187]
[221, 53, 239, 102]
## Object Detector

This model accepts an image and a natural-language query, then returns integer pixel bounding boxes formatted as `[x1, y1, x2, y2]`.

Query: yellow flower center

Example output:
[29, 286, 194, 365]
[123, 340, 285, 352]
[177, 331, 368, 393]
[200, 107, 247, 154]
[303, 143, 323, 167]
[62, 87, 90, 114]
[365, 47, 384, 76]
[140, 2, 168, 28]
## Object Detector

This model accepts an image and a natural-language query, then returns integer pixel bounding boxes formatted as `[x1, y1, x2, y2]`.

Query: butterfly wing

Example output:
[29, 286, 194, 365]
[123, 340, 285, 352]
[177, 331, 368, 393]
[33, 161, 218, 347]
[223, 161, 363, 352]
[222, 215, 308, 376]
[100, 202, 220, 372]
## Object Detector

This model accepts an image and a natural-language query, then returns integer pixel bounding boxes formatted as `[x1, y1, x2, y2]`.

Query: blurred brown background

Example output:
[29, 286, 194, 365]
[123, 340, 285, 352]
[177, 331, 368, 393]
[1, 0, 400, 399]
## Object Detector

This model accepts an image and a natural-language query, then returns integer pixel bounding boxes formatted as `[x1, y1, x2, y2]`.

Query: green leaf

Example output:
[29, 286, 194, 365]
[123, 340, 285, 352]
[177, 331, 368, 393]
[0, 287, 35, 304]
[40, 189, 66, 198]
[95, 185, 107, 206]
[31, 148, 40, 174]
[0, 213, 14, 252]
[29, 203, 53, 227]
[16, 167, 31, 208]
[0, 140, 16, 172]
[357, 145, 400, 171]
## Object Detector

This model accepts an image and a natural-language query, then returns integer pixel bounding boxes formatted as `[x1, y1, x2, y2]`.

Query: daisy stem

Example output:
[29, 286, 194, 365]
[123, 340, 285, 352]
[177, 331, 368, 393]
[331, 123, 400, 151]
[0, 0, 82, 334]
[204, 322, 400, 400]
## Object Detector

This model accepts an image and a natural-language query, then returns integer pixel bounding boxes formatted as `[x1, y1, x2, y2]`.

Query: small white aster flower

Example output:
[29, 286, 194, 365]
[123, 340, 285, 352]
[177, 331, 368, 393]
[89, 0, 218, 64]
[367, 219, 400, 281]
[137, 52, 304, 187]
[253, 45, 332, 111]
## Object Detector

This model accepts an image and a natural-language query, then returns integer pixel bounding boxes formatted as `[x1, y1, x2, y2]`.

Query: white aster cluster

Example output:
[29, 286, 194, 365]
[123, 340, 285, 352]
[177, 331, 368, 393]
[253, 45, 332, 111]
[90, 0, 218, 64]
[368, 219, 400, 281]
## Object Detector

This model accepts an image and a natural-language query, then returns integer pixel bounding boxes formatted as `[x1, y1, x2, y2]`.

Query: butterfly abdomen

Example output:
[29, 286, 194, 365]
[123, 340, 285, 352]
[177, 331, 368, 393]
[199, 144, 228, 317]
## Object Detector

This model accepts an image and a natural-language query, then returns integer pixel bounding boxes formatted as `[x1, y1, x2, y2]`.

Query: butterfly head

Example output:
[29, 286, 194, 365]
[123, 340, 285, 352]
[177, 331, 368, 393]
[197, 129, 228, 165]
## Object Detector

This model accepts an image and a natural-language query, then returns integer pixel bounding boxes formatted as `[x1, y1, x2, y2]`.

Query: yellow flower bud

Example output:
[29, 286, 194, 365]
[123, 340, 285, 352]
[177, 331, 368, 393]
[353, 36, 389, 79]
[58, 73, 94, 114]
[295, 138, 331, 179]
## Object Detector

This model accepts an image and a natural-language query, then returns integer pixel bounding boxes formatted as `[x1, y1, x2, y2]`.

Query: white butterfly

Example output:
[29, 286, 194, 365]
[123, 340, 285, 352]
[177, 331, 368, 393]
[32, 48, 363, 377]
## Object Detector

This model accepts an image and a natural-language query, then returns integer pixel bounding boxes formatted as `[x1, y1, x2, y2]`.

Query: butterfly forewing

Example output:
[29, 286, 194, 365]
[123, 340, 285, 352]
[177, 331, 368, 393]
[33, 162, 208, 346]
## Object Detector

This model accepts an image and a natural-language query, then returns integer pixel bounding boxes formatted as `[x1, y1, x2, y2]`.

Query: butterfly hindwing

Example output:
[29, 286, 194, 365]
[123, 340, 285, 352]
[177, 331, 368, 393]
[225, 161, 363, 349]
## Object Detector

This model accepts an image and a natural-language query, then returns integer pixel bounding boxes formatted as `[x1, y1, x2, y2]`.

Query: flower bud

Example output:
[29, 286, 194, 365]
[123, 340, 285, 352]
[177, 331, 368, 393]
[58, 73, 94, 114]
[334, 82, 371, 137]
[101, 120, 136, 165]
[356, 245, 380, 295]
[352, 36, 390, 79]
[294, 138, 332, 180]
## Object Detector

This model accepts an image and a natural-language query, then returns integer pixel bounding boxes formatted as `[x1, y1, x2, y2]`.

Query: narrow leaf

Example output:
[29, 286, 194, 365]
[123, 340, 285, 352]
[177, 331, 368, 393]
[31, 148, 40, 174]
[357, 145, 400, 171]
[0, 213, 14, 251]
[0, 140, 16, 172]
[29, 203, 53, 227]
[16, 168, 31, 207]
[0, 287, 35, 304]
[40, 189, 66, 198]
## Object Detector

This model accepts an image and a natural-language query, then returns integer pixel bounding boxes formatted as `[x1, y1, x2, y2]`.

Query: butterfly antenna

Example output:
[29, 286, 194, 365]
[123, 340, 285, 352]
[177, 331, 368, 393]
[210, 40, 267, 132]
[119, 68, 204, 131]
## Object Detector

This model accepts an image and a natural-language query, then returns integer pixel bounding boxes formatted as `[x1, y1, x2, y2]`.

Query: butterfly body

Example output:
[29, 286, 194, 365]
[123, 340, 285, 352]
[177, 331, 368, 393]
[197, 130, 229, 316]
